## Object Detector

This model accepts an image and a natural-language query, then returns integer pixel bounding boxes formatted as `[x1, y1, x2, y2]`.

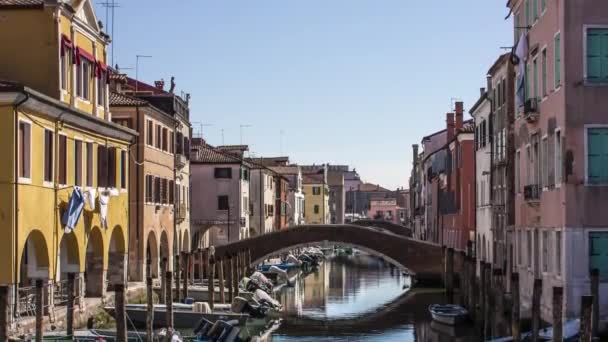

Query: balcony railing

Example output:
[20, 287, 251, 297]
[524, 184, 540, 201]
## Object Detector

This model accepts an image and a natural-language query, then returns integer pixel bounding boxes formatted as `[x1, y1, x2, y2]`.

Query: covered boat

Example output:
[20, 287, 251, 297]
[428, 304, 468, 326]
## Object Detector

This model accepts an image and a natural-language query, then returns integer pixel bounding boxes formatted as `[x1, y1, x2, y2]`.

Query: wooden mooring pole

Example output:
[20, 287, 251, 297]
[175, 253, 181, 303]
[227, 255, 234, 302]
[483, 263, 492, 339]
[35, 279, 43, 342]
[0, 286, 8, 342]
[580, 295, 593, 342]
[165, 271, 174, 333]
[460, 252, 467, 307]
[146, 277, 154, 342]
[511, 272, 520, 341]
[232, 253, 239, 297]
[114, 283, 127, 342]
[445, 248, 454, 304]
[182, 252, 189, 301]
[66, 273, 75, 336]
[591, 268, 599, 337]
[468, 256, 476, 323]
[160, 258, 166, 304]
[552, 286, 563, 342]
[208, 256, 216, 310]
[531, 278, 542, 342]
[218, 258, 225, 304]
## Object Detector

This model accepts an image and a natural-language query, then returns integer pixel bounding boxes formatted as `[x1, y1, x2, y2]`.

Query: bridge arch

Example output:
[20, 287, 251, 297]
[214, 224, 443, 284]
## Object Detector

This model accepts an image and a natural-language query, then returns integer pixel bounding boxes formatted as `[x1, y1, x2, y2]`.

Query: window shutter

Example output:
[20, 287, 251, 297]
[44, 130, 53, 182]
[169, 180, 174, 204]
[107, 147, 116, 187]
[97, 145, 107, 187]
[588, 30, 602, 81]
[75, 140, 82, 186]
[59, 135, 67, 184]
[86, 142, 93, 186]
[555, 34, 561, 86]
[120, 150, 126, 188]
[588, 129, 605, 184]
[23, 123, 31, 178]
[601, 30, 608, 81]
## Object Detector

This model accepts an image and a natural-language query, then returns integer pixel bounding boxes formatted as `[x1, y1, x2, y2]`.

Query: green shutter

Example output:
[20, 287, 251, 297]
[588, 128, 608, 184]
[600, 30, 608, 81]
[533, 59, 538, 99]
[541, 0, 546, 12]
[589, 232, 608, 280]
[525, 63, 531, 99]
[555, 33, 561, 87]
[525, 0, 530, 26]
[587, 30, 602, 81]
[542, 50, 548, 96]
[533, 0, 538, 20]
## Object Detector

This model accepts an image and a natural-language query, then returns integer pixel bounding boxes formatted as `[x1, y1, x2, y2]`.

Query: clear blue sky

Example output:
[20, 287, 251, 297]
[97, 0, 513, 190]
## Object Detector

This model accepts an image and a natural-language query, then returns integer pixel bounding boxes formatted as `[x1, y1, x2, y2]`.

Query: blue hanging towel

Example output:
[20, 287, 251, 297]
[61, 187, 85, 233]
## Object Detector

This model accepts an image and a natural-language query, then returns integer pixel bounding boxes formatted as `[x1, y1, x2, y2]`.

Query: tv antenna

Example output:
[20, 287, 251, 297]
[98, 1, 121, 66]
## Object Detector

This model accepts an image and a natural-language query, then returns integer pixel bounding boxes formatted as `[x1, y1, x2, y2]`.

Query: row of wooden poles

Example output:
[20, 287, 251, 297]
[443, 248, 600, 342]
[0, 249, 254, 342]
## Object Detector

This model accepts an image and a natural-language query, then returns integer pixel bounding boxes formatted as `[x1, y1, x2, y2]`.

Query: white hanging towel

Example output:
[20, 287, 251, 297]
[109, 188, 120, 196]
[83, 188, 97, 210]
[99, 191, 110, 228]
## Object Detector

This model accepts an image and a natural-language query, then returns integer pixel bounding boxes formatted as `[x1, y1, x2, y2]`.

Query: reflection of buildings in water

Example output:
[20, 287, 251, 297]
[328, 258, 345, 298]
[301, 261, 329, 309]
[279, 278, 303, 315]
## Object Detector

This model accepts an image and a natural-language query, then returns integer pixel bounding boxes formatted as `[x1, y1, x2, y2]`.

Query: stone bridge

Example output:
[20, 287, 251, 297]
[214, 224, 444, 284]
[351, 219, 412, 237]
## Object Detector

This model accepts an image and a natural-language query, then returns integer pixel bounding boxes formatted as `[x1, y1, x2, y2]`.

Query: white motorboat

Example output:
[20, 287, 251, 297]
[428, 304, 468, 326]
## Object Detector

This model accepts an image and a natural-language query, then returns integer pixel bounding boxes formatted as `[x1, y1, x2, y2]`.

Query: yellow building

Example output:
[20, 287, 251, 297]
[0, 0, 136, 322]
[303, 174, 330, 224]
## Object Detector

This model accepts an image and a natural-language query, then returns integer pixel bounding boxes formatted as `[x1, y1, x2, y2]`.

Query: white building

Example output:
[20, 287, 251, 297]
[270, 165, 305, 226]
[470, 86, 493, 272]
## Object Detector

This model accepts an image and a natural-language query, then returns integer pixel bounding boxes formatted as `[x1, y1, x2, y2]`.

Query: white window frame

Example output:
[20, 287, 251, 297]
[554, 128, 562, 188]
[583, 25, 608, 85]
[17, 118, 33, 184]
[584, 124, 608, 186]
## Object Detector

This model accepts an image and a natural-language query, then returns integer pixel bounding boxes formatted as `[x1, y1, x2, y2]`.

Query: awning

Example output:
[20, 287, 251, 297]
[75, 47, 96, 65]
[61, 34, 72, 57]
[95, 61, 108, 78]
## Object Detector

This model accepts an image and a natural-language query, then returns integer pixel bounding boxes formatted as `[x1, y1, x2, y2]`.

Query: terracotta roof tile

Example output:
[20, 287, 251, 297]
[109, 92, 148, 106]
[192, 144, 244, 164]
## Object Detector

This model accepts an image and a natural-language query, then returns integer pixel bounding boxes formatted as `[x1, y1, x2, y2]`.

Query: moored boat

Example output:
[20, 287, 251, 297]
[428, 304, 468, 326]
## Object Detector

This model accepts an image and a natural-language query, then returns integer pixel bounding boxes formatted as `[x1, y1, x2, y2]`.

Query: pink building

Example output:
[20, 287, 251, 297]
[509, 0, 608, 324]
[367, 197, 403, 225]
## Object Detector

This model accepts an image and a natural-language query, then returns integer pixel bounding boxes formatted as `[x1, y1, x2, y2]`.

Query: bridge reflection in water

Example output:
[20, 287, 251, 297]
[271, 253, 478, 341]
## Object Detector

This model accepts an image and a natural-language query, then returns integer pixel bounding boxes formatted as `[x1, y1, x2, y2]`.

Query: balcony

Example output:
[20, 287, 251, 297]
[523, 184, 540, 202]
[175, 154, 187, 169]
[524, 98, 539, 123]
[176, 203, 187, 222]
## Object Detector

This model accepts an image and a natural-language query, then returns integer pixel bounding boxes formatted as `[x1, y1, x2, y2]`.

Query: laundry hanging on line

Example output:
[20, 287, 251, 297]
[62, 187, 85, 234]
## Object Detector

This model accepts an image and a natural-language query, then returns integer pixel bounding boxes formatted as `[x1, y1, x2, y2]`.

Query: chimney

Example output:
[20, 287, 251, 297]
[480, 87, 486, 97]
[486, 75, 493, 93]
[154, 79, 165, 91]
[446, 112, 455, 141]
[455, 101, 464, 132]
[412, 144, 419, 163]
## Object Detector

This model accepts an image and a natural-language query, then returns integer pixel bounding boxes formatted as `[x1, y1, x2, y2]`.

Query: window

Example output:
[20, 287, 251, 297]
[541, 48, 548, 97]
[97, 71, 106, 106]
[44, 129, 54, 183]
[120, 150, 126, 189]
[169, 131, 174, 153]
[214, 168, 232, 179]
[525, 0, 530, 27]
[541, 136, 548, 187]
[145, 175, 153, 202]
[243, 196, 248, 214]
[556, 231, 562, 275]
[77, 60, 92, 100]
[587, 127, 608, 184]
[269, 204, 274, 216]
[314, 205, 320, 214]
[515, 150, 521, 193]
[555, 131, 562, 185]
[59, 135, 67, 184]
[586, 28, 608, 83]
[542, 231, 549, 272]
[312, 187, 321, 195]
[18, 121, 31, 180]
[74, 139, 83, 186]
[541, 0, 546, 12]
[589, 232, 608, 280]
[457, 144, 462, 168]
[515, 12, 521, 39]
[533, 57, 538, 100]
[169, 180, 174, 204]
[533, 0, 538, 21]
[146, 120, 154, 146]
[242, 169, 249, 181]
[533, 140, 540, 185]
[218, 195, 229, 210]
[525, 63, 531, 100]
[160, 178, 167, 204]
[526, 145, 531, 185]
[154, 177, 161, 203]
[518, 230, 523, 265]
[107, 147, 116, 188]
[60, 47, 71, 90]
[155, 124, 162, 149]
[162, 128, 168, 152]
[527, 230, 532, 268]
[84, 142, 94, 187]
[554, 33, 561, 87]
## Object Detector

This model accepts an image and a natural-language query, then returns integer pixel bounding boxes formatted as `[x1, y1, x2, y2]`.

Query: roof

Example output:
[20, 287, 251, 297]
[0, 0, 44, 8]
[459, 122, 475, 134]
[110, 73, 128, 83]
[268, 166, 300, 175]
[217, 145, 249, 152]
[487, 53, 511, 76]
[303, 174, 324, 184]
[191, 144, 244, 165]
[125, 76, 170, 96]
[247, 156, 290, 166]
[357, 183, 391, 192]
[110, 92, 148, 106]
[469, 92, 489, 116]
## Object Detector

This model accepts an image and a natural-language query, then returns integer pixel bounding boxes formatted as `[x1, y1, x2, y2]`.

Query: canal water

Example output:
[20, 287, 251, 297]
[270, 252, 479, 341]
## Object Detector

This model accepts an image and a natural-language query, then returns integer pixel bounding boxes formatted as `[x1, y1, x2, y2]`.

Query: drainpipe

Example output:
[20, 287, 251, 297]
[10, 92, 29, 315]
